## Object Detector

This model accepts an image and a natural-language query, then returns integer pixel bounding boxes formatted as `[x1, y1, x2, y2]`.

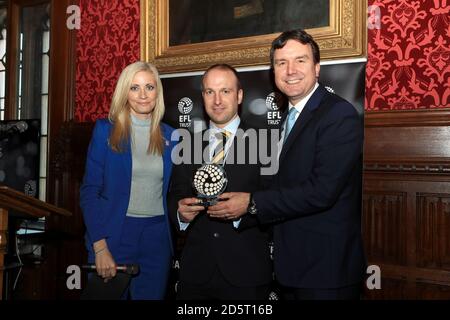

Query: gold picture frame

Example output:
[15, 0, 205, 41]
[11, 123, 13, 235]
[141, 0, 367, 74]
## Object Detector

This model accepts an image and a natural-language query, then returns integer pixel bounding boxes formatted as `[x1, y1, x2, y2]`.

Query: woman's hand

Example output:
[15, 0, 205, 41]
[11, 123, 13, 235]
[93, 239, 116, 281]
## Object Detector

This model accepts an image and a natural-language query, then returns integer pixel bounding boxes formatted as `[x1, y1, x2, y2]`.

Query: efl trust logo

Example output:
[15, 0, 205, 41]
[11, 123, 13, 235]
[266, 92, 283, 126]
[178, 97, 193, 128]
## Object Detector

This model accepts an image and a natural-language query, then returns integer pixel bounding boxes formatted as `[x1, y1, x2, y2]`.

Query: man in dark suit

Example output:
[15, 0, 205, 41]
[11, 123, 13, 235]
[207, 29, 366, 300]
[168, 64, 272, 300]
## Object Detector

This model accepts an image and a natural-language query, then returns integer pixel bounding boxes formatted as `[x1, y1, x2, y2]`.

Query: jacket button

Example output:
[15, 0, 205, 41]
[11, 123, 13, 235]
[213, 232, 220, 238]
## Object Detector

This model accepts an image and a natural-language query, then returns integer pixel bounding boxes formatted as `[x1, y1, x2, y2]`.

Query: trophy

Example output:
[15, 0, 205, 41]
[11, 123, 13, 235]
[192, 164, 228, 207]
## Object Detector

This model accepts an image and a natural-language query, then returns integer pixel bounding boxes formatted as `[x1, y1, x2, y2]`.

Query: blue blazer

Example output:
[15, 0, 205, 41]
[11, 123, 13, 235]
[80, 119, 177, 256]
[254, 84, 366, 288]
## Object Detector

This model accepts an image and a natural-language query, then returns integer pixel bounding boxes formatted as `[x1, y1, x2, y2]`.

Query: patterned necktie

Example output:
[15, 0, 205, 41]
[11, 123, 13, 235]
[212, 130, 231, 164]
[284, 107, 298, 142]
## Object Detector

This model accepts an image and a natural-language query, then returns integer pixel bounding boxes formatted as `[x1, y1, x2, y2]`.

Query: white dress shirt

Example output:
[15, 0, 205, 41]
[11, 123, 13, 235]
[282, 82, 319, 142]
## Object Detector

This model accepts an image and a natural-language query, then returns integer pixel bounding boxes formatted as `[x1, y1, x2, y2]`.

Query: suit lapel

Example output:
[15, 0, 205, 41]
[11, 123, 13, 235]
[279, 85, 327, 163]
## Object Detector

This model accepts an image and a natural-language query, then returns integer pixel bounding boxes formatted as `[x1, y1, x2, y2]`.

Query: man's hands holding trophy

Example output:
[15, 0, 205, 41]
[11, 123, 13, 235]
[178, 163, 249, 222]
[177, 163, 227, 223]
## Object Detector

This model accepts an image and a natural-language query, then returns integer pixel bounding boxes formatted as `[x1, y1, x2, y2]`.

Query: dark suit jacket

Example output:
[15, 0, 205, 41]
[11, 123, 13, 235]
[254, 84, 366, 289]
[168, 122, 272, 287]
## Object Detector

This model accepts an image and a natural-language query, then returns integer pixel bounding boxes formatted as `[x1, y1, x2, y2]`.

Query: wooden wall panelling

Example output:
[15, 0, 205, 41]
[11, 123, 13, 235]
[45, 121, 93, 299]
[363, 109, 450, 299]
[362, 190, 408, 266]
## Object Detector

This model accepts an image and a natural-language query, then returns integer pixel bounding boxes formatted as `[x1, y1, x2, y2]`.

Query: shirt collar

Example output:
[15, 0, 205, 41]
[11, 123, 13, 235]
[209, 116, 240, 137]
[288, 82, 319, 114]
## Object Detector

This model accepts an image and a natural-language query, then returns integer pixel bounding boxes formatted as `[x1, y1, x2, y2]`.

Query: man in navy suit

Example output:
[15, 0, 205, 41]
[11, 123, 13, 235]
[207, 29, 366, 300]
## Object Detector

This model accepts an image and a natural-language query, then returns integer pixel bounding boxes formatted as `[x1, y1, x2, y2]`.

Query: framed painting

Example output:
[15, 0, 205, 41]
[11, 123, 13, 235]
[141, 0, 367, 73]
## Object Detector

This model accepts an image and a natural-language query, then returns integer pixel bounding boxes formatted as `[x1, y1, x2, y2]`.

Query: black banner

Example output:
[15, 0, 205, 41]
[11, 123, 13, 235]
[162, 62, 366, 131]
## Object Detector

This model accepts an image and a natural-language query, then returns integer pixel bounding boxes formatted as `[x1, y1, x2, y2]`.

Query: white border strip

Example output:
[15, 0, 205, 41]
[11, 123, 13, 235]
[160, 57, 367, 78]
[320, 57, 367, 66]
[160, 70, 204, 79]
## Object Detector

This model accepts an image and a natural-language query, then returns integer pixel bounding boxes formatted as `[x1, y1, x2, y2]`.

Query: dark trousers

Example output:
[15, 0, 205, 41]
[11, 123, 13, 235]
[177, 267, 270, 300]
[282, 283, 361, 300]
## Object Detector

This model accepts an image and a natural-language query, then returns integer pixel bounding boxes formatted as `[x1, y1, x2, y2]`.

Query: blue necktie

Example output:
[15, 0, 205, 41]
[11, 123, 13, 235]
[284, 107, 298, 142]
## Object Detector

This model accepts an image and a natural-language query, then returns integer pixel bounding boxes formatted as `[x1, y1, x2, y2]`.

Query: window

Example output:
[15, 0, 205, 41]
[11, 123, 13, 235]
[14, 2, 50, 201]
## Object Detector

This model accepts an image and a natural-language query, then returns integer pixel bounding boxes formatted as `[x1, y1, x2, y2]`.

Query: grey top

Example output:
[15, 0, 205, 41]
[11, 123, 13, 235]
[126, 115, 164, 217]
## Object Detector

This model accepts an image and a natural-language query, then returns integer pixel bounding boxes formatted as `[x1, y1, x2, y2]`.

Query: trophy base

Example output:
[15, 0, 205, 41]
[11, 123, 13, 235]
[198, 198, 219, 207]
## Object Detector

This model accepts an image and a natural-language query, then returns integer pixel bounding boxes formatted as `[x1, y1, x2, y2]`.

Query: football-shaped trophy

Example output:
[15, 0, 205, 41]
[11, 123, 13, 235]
[192, 164, 228, 207]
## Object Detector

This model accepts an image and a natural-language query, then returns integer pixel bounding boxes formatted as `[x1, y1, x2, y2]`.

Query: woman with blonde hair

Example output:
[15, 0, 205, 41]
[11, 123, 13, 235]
[80, 61, 176, 299]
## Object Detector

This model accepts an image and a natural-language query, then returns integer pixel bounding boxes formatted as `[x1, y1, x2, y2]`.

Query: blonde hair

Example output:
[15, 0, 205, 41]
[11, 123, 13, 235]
[108, 61, 165, 155]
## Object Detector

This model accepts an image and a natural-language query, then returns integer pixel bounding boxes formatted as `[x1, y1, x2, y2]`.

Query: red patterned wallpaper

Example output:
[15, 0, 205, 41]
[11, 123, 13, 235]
[366, 0, 449, 111]
[74, 0, 140, 122]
